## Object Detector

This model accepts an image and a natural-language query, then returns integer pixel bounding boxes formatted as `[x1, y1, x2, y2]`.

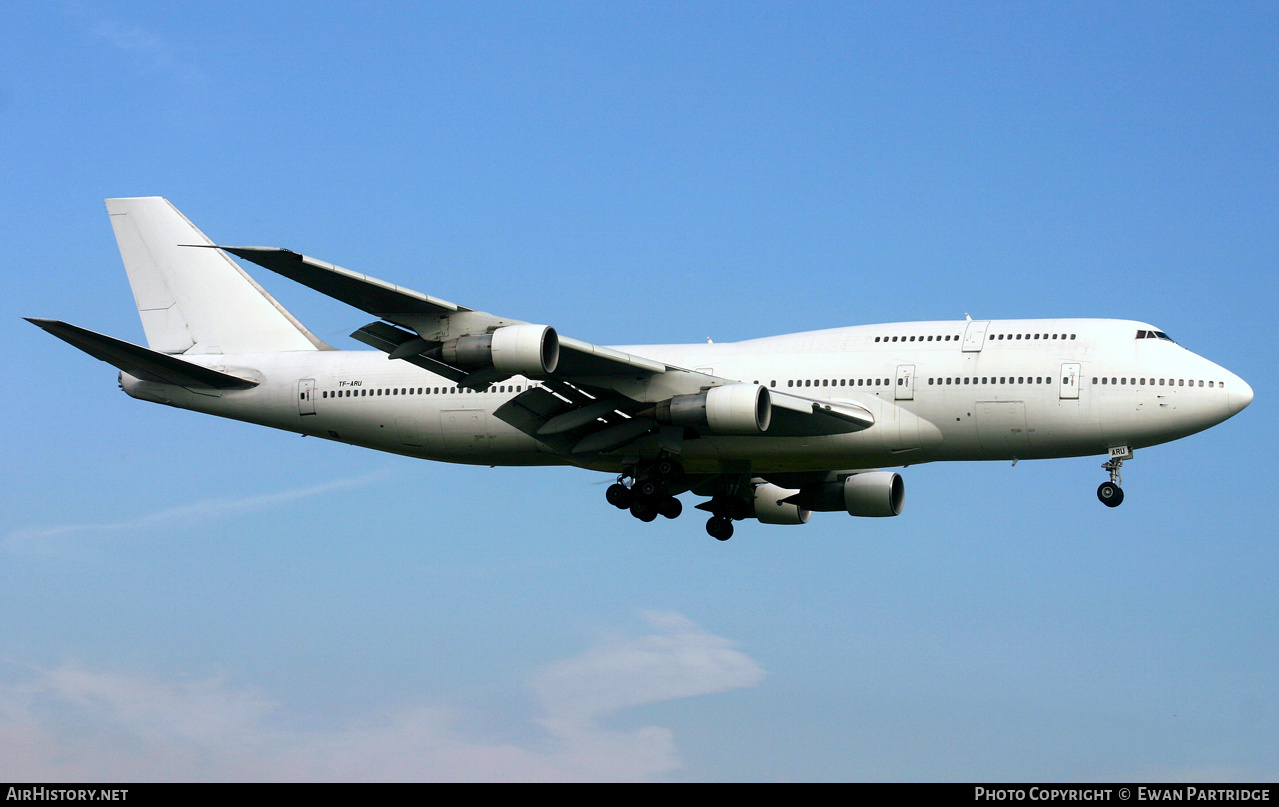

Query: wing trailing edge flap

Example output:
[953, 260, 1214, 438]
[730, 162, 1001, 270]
[26, 319, 258, 390]
[493, 379, 656, 458]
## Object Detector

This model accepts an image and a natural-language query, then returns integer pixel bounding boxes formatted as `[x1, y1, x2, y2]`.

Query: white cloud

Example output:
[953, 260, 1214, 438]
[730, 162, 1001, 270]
[63, 3, 205, 86]
[5, 472, 389, 556]
[535, 610, 766, 734]
[0, 612, 764, 781]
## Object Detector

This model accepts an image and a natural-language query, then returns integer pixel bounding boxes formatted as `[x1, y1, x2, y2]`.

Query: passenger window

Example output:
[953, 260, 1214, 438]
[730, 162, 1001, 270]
[1102, 378, 1107, 385]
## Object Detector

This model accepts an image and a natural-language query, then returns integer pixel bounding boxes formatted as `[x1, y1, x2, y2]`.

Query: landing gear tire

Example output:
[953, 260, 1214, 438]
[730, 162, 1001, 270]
[658, 496, 683, 520]
[706, 516, 734, 541]
[654, 458, 684, 484]
[606, 483, 633, 509]
[630, 499, 659, 522]
[1097, 481, 1124, 507]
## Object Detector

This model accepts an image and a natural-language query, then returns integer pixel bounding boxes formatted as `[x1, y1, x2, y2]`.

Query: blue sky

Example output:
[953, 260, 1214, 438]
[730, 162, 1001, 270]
[2, 2, 1276, 781]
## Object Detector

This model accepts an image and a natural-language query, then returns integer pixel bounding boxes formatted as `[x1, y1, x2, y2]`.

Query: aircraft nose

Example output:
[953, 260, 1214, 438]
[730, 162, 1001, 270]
[1229, 375, 1254, 416]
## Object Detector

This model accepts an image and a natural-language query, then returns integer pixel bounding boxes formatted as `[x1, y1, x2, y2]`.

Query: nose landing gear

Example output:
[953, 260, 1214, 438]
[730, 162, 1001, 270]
[1097, 446, 1131, 508]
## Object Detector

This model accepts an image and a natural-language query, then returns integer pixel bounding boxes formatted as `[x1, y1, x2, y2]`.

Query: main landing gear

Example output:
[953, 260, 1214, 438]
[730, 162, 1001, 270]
[606, 457, 685, 524]
[701, 494, 752, 541]
[1097, 446, 1131, 508]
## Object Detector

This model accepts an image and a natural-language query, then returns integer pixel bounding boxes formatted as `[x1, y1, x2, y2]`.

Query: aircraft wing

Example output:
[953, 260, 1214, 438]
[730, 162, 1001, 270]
[215, 245, 873, 458]
[216, 246, 669, 380]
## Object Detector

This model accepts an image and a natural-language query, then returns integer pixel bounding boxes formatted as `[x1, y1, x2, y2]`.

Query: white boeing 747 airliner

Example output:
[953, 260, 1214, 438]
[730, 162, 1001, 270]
[30, 198, 1253, 540]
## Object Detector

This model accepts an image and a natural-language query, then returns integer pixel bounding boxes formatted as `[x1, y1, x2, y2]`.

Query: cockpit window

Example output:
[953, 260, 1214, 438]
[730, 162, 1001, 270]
[1136, 329, 1177, 343]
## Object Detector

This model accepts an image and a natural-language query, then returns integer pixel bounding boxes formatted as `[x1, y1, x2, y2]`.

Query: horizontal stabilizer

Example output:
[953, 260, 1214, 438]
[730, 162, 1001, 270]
[26, 319, 258, 390]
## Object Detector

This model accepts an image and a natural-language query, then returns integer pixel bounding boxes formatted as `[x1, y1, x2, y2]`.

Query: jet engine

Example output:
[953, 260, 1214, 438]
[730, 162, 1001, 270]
[440, 324, 559, 376]
[652, 383, 772, 434]
[753, 482, 810, 525]
[841, 471, 905, 517]
[788, 471, 905, 518]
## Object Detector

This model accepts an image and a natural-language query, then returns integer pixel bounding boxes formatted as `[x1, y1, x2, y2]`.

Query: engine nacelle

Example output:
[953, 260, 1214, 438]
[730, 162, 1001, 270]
[653, 383, 772, 434]
[753, 482, 810, 525]
[790, 471, 905, 518]
[841, 471, 905, 517]
[442, 324, 559, 376]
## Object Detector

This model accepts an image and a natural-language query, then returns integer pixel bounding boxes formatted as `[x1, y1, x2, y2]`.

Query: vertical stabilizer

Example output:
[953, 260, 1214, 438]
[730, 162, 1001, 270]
[106, 197, 329, 354]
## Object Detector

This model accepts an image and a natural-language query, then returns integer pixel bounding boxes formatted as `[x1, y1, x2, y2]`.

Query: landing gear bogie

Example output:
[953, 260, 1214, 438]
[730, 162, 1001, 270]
[608, 461, 687, 523]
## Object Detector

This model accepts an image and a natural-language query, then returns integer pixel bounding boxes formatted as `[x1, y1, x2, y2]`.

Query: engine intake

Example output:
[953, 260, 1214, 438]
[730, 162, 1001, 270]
[441, 324, 559, 376]
[653, 383, 771, 434]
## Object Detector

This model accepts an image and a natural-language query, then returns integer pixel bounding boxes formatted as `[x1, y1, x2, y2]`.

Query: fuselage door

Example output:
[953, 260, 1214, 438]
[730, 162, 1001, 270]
[298, 378, 316, 415]
[895, 364, 915, 400]
[1059, 362, 1080, 400]
[441, 409, 488, 454]
[962, 320, 990, 352]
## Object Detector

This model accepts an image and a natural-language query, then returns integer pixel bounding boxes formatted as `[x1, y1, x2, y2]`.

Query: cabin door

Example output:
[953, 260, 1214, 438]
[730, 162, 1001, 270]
[298, 378, 316, 415]
[895, 364, 915, 400]
[1059, 363, 1081, 400]
[962, 320, 990, 352]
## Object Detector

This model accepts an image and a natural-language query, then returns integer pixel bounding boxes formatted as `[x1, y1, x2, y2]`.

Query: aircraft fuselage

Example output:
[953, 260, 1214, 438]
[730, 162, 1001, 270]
[121, 317, 1251, 476]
